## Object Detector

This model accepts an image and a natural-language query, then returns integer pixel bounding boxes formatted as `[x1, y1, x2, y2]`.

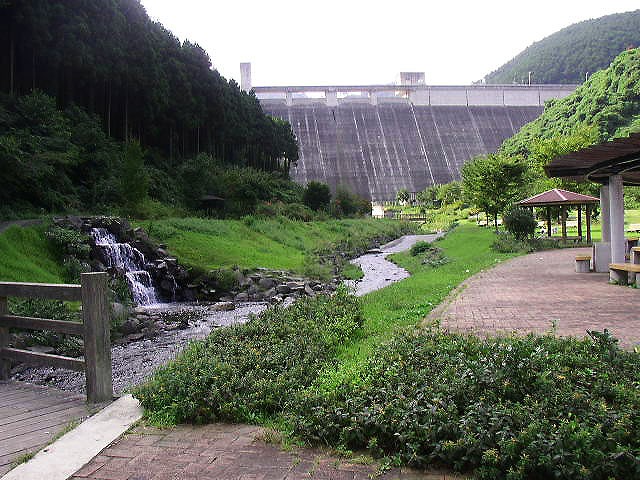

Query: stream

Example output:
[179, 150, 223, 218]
[345, 233, 444, 296]
[12, 233, 443, 394]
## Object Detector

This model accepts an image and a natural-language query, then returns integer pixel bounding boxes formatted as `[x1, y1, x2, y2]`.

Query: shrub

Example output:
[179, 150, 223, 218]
[290, 330, 640, 479]
[491, 233, 531, 253]
[303, 181, 331, 211]
[410, 241, 433, 256]
[255, 201, 315, 221]
[134, 288, 363, 424]
[503, 206, 537, 240]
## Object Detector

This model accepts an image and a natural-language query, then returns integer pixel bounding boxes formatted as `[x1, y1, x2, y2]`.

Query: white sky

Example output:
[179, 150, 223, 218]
[140, 0, 639, 86]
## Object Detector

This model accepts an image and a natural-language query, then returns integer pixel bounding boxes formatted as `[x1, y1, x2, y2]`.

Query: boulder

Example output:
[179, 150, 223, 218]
[276, 284, 291, 294]
[258, 277, 276, 290]
[234, 292, 249, 302]
[212, 301, 235, 311]
[120, 317, 142, 335]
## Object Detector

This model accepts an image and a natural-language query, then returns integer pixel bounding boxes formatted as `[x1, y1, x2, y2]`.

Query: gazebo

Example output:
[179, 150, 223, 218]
[545, 132, 640, 272]
[518, 188, 600, 243]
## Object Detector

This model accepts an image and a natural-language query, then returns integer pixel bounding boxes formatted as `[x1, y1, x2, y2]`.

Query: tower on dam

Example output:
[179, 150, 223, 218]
[241, 63, 577, 202]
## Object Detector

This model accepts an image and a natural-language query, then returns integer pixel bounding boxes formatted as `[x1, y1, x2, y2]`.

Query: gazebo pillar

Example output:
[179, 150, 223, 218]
[586, 204, 592, 244]
[593, 184, 612, 272]
[577, 205, 583, 240]
[546, 207, 552, 237]
[609, 174, 625, 264]
[600, 184, 611, 242]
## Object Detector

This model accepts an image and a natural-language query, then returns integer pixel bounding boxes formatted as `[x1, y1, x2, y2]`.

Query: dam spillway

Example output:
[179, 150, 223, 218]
[256, 84, 576, 201]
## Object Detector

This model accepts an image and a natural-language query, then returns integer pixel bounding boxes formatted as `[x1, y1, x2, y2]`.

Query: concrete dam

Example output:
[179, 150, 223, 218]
[250, 75, 576, 201]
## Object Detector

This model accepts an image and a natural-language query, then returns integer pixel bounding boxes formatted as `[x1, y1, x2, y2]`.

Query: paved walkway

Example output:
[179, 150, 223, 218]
[70, 424, 463, 480]
[431, 247, 640, 349]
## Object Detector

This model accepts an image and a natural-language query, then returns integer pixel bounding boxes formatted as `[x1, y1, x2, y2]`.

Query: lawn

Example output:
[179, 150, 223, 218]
[137, 217, 414, 273]
[0, 225, 65, 283]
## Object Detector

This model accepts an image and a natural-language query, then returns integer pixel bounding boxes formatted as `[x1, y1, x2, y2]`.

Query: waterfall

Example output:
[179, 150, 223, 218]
[90, 228, 159, 305]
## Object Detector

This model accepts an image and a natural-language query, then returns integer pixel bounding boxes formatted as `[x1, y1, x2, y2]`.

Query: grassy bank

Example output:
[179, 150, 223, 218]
[315, 223, 518, 390]
[0, 225, 65, 283]
[137, 217, 414, 274]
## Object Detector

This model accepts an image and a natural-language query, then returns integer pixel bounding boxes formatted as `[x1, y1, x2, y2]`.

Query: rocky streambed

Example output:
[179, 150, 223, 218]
[12, 302, 271, 394]
[12, 233, 443, 395]
[345, 233, 444, 296]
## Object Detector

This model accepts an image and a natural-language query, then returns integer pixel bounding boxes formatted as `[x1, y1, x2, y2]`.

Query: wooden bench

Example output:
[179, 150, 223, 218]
[609, 262, 640, 285]
[575, 255, 591, 273]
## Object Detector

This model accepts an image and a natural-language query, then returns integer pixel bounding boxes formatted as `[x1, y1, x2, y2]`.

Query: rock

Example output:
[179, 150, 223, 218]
[258, 277, 276, 290]
[120, 317, 142, 335]
[212, 301, 235, 311]
[134, 306, 147, 315]
[264, 288, 276, 299]
[247, 284, 259, 295]
[125, 333, 145, 342]
[366, 248, 383, 254]
[304, 284, 316, 297]
[276, 284, 291, 294]
[234, 292, 249, 302]
[287, 281, 305, 291]
[111, 302, 127, 320]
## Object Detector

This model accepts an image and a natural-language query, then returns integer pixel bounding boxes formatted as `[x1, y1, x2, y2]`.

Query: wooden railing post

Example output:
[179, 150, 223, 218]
[81, 273, 113, 403]
[0, 296, 8, 380]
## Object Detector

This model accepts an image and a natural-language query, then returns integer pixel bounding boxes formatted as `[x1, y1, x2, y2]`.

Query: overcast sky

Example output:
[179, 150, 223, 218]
[140, 0, 639, 86]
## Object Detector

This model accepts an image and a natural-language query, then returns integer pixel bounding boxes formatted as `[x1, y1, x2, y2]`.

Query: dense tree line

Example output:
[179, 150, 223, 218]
[484, 10, 640, 84]
[0, 0, 297, 170]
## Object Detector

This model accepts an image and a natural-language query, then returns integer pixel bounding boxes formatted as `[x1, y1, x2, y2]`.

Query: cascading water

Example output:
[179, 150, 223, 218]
[90, 228, 159, 305]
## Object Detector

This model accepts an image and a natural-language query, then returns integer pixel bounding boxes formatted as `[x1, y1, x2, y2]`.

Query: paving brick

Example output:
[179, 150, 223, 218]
[433, 248, 640, 349]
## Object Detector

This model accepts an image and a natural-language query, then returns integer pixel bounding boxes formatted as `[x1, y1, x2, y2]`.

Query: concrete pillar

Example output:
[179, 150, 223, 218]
[369, 91, 377, 106]
[600, 184, 610, 242]
[326, 90, 338, 107]
[240, 62, 252, 91]
[285, 91, 293, 107]
[609, 174, 625, 264]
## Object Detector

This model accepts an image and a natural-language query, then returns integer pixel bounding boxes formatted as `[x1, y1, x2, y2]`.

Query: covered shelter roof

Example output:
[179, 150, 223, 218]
[518, 188, 599, 207]
[544, 132, 640, 185]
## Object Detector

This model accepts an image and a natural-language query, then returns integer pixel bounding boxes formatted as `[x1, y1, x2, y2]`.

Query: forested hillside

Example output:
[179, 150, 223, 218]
[498, 48, 640, 194]
[0, 0, 296, 167]
[0, 0, 300, 217]
[485, 10, 640, 84]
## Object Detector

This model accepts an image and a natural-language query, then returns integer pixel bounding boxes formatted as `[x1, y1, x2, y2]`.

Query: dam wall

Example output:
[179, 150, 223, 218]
[258, 85, 576, 201]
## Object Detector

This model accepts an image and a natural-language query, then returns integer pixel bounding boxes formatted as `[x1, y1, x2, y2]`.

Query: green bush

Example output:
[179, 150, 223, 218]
[503, 207, 537, 240]
[134, 288, 363, 424]
[491, 233, 532, 254]
[410, 241, 433, 256]
[303, 181, 331, 211]
[254, 201, 316, 221]
[291, 329, 640, 479]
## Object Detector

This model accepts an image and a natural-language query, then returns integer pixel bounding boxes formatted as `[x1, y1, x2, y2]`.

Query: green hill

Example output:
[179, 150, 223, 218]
[485, 10, 640, 85]
[498, 48, 640, 194]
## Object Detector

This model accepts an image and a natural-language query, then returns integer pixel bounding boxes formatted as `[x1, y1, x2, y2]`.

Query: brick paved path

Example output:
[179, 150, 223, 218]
[71, 424, 462, 480]
[432, 247, 640, 348]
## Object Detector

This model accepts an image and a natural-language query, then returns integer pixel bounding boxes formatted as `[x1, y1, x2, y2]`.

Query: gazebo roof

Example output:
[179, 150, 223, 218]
[518, 188, 599, 207]
[544, 132, 640, 185]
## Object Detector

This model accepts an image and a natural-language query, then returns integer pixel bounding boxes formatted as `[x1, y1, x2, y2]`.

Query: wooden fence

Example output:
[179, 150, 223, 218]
[0, 272, 113, 403]
[394, 213, 429, 222]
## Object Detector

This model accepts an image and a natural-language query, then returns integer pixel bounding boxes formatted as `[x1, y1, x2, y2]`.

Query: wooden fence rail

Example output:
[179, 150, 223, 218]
[0, 272, 113, 403]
